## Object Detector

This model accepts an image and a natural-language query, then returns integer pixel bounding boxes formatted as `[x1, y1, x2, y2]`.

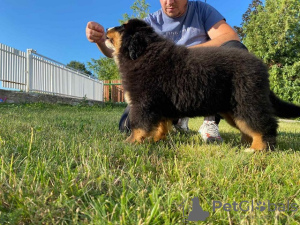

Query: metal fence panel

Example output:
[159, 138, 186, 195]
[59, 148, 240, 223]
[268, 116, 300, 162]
[0, 43, 103, 101]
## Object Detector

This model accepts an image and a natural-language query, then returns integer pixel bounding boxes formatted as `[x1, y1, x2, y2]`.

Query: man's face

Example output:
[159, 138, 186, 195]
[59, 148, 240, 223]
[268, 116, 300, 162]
[160, 0, 188, 18]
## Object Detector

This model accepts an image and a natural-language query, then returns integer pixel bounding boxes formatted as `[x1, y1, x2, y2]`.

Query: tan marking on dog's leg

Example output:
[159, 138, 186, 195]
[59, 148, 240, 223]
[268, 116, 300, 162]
[235, 119, 267, 151]
[152, 119, 172, 142]
[220, 113, 253, 147]
[220, 112, 237, 128]
[126, 128, 149, 143]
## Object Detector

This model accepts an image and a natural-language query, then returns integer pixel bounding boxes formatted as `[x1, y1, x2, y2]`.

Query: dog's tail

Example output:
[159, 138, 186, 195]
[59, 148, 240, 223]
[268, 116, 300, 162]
[270, 91, 300, 118]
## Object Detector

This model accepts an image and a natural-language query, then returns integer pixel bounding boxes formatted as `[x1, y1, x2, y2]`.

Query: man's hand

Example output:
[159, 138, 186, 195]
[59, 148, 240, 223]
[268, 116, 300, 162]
[86, 21, 106, 44]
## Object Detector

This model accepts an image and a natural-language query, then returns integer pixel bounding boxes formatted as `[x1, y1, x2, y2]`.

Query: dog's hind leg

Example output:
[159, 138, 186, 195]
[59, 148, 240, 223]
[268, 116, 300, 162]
[234, 119, 267, 151]
[220, 112, 252, 146]
[234, 117, 277, 152]
[241, 133, 253, 146]
[220, 112, 237, 128]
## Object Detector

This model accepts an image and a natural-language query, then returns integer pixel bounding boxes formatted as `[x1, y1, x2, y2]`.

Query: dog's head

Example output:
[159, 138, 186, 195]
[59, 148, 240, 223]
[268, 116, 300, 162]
[106, 19, 154, 60]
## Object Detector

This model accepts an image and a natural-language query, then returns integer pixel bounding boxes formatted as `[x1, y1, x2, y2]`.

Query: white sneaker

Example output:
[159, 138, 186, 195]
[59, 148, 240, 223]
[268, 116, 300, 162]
[174, 117, 189, 132]
[199, 121, 223, 143]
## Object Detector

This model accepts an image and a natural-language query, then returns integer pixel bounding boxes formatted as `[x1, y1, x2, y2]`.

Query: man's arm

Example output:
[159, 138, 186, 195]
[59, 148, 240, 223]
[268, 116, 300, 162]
[189, 20, 240, 48]
[96, 42, 114, 58]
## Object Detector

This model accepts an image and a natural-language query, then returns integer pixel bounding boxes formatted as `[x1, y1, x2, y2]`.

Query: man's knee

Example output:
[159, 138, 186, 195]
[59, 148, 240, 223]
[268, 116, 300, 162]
[119, 105, 131, 133]
[221, 40, 248, 51]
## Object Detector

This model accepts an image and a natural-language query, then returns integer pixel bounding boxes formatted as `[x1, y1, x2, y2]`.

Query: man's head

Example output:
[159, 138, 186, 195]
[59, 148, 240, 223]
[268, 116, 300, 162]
[160, 0, 188, 18]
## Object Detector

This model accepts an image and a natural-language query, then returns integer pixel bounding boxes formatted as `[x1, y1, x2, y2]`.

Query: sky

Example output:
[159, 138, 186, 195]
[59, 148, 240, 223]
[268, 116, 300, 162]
[0, 0, 253, 67]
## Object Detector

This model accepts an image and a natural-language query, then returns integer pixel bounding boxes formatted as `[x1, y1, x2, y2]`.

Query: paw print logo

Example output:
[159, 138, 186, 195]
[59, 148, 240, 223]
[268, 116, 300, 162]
[180, 197, 210, 224]
[256, 201, 266, 211]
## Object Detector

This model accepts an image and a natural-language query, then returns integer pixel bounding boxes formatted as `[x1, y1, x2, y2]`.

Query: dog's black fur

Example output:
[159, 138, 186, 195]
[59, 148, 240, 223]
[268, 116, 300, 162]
[106, 19, 300, 151]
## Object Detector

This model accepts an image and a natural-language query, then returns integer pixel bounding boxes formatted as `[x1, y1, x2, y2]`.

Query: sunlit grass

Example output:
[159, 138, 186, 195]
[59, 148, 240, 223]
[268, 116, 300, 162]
[0, 103, 299, 224]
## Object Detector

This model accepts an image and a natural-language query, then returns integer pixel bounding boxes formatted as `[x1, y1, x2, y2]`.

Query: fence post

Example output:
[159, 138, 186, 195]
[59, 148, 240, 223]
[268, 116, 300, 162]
[26, 49, 35, 92]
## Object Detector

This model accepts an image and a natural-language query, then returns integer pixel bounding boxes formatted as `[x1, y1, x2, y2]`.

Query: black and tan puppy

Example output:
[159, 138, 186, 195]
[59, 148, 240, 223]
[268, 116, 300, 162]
[106, 19, 300, 152]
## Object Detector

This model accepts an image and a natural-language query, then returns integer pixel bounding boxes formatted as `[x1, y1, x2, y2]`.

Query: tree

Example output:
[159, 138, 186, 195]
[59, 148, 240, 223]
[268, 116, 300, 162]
[238, 0, 300, 103]
[67, 61, 92, 76]
[87, 58, 120, 80]
[234, 0, 263, 40]
[120, 0, 150, 23]
[242, 0, 300, 66]
[87, 0, 150, 80]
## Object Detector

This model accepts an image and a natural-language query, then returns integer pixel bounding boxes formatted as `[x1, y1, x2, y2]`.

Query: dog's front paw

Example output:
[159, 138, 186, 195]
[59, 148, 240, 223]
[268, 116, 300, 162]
[125, 130, 146, 143]
[125, 135, 135, 143]
[244, 148, 256, 153]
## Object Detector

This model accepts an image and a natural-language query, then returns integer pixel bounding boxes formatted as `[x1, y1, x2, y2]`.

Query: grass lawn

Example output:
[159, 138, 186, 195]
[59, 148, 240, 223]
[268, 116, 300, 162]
[0, 103, 300, 224]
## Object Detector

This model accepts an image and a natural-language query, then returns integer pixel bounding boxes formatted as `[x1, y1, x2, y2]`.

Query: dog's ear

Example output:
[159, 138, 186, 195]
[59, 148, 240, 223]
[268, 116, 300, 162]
[128, 32, 147, 60]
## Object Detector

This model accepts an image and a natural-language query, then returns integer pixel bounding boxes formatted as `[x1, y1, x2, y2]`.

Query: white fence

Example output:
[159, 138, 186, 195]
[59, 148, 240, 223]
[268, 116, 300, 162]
[0, 43, 104, 101]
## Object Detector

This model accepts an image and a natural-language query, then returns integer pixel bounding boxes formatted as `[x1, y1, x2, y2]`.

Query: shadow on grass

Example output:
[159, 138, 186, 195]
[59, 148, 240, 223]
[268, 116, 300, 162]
[276, 131, 300, 152]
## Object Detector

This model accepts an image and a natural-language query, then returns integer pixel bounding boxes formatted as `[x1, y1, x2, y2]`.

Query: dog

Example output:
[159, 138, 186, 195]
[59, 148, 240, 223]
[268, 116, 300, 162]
[105, 19, 300, 151]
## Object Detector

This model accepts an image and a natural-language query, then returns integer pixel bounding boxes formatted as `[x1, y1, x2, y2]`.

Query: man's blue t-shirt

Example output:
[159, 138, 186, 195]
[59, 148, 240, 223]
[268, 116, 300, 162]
[144, 1, 225, 47]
